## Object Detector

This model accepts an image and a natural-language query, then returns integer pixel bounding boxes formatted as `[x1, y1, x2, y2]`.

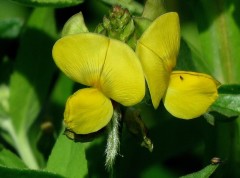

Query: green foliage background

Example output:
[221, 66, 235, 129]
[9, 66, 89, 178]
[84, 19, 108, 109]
[0, 0, 240, 177]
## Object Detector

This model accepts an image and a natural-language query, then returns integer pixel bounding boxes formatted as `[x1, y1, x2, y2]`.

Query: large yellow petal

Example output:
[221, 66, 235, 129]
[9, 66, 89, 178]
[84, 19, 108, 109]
[52, 33, 109, 87]
[64, 88, 113, 134]
[163, 71, 220, 119]
[136, 12, 180, 108]
[100, 39, 145, 106]
[136, 43, 169, 108]
[136, 12, 180, 70]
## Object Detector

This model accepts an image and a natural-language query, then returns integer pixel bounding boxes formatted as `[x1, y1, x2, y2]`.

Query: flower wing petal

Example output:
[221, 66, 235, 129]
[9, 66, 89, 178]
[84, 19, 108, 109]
[136, 44, 169, 108]
[52, 33, 109, 86]
[64, 88, 113, 134]
[136, 12, 180, 108]
[100, 39, 145, 106]
[137, 12, 180, 70]
[163, 71, 220, 119]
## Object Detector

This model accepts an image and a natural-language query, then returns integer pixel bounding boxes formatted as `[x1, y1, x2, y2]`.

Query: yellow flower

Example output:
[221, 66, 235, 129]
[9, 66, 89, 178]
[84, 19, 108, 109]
[136, 12, 220, 119]
[52, 33, 145, 134]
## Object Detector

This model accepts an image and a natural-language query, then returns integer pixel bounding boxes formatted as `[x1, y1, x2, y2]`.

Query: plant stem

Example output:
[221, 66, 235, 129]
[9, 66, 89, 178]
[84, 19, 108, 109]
[105, 107, 121, 174]
[2, 119, 39, 169]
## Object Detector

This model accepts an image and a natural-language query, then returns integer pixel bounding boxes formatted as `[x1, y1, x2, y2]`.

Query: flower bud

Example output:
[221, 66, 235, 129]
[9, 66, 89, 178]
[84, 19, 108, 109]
[95, 5, 135, 43]
[62, 12, 88, 37]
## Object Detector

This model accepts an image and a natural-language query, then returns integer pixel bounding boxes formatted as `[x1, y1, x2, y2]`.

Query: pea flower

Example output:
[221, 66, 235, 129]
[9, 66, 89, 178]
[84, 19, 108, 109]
[52, 33, 145, 134]
[136, 12, 220, 119]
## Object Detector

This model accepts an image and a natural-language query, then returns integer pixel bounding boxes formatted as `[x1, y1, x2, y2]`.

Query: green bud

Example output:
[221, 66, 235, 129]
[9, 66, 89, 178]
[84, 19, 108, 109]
[95, 5, 135, 43]
[120, 19, 134, 42]
[62, 12, 88, 37]
[103, 16, 111, 29]
[95, 24, 107, 35]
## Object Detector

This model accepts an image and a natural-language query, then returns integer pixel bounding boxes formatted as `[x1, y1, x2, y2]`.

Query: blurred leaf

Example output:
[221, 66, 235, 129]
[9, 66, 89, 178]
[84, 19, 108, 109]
[210, 84, 240, 118]
[9, 7, 56, 136]
[0, 19, 23, 39]
[101, 0, 143, 14]
[184, 2, 240, 177]
[142, 0, 166, 20]
[0, 148, 26, 169]
[46, 133, 88, 178]
[180, 164, 219, 178]
[50, 74, 74, 106]
[0, 84, 15, 147]
[0, 84, 9, 118]
[9, 0, 84, 8]
[8, 7, 57, 168]
[0, 0, 30, 39]
[188, 0, 240, 83]
[0, 166, 64, 178]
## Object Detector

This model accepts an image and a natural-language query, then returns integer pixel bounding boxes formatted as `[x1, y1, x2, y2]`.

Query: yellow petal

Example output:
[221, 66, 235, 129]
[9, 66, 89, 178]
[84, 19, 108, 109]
[136, 12, 180, 70]
[64, 88, 113, 134]
[163, 71, 220, 119]
[52, 33, 109, 87]
[136, 12, 180, 108]
[136, 43, 169, 108]
[53, 33, 145, 106]
[100, 38, 145, 106]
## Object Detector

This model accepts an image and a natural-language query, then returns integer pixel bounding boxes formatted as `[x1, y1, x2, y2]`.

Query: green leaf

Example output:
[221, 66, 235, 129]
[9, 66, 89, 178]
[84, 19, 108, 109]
[0, 84, 9, 118]
[9, 0, 84, 8]
[46, 133, 88, 178]
[0, 148, 27, 169]
[0, 18, 23, 39]
[8, 7, 57, 169]
[142, 0, 166, 20]
[211, 84, 240, 118]
[9, 7, 56, 137]
[0, 0, 30, 39]
[181, 2, 240, 177]
[0, 166, 64, 178]
[188, 0, 240, 84]
[180, 164, 219, 178]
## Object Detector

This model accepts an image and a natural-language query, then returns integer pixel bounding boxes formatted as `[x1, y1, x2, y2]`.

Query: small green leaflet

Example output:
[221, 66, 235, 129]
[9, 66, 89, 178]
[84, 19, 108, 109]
[10, 0, 84, 8]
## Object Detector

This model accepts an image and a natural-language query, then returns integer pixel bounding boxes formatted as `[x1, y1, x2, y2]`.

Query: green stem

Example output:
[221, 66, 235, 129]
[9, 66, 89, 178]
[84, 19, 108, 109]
[105, 107, 121, 175]
[142, 0, 166, 20]
[2, 119, 39, 169]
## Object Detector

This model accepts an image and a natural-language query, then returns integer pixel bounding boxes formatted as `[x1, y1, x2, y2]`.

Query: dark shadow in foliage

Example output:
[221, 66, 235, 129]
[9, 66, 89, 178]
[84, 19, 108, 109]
[84, 135, 109, 178]
[226, 0, 240, 28]
[117, 107, 206, 177]
[201, 109, 240, 178]
[12, 27, 56, 109]
[55, 0, 109, 32]
[83, 102, 215, 178]
[10, 26, 57, 166]
[175, 39, 197, 71]
[185, 0, 240, 33]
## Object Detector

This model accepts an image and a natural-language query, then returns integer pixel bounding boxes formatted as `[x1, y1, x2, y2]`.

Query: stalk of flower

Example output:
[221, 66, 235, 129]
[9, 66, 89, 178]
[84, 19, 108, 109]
[136, 12, 220, 119]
